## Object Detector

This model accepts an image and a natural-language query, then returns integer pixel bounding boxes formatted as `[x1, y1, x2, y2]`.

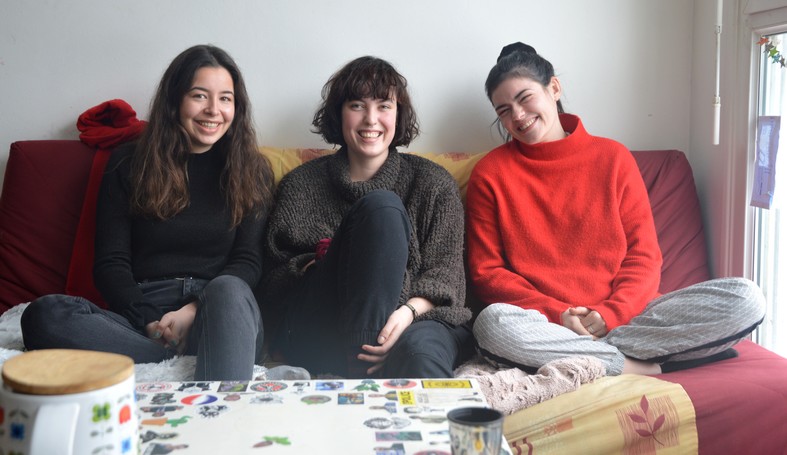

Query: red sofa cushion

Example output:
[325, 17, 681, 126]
[632, 149, 711, 293]
[0, 141, 95, 312]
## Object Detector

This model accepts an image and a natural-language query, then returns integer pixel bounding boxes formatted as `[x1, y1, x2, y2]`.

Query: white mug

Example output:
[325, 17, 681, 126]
[0, 349, 138, 455]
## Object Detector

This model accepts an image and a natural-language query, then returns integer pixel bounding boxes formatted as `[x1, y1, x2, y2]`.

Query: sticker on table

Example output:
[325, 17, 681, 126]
[150, 393, 176, 405]
[140, 429, 179, 443]
[383, 379, 416, 389]
[404, 406, 444, 414]
[250, 381, 288, 393]
[409, 414, 447, 424]
[253, 436, 292, 448]
[369, 401, 397, 414]
[374, 431, 422, 442]
[364, 417, 412, 430]
[142, 442, 189, 454]
[137, 383, 172, 393]
[197, 404, 229, 418]
[374, 442, 405, 455]
[250, 393, 284, 405]
[177, 382, 212, 393]
[223, 393, 253, 402]
[338, 392, 364, 405]
[180, 394, 218, 405]
[354, 379, 381, 392]
[301, 395, 331, 405]
[415, 391, 482, 404]
[398, 391, 416, 406]
[290, 381, 311, 394]
[139, 405, 184, 417]
[369, 391, 399, 401]
[421, 379, 472, 389]
[218, 381, 249, 392]
[316, 381, 344, 391]
[141, 415, 191, 428]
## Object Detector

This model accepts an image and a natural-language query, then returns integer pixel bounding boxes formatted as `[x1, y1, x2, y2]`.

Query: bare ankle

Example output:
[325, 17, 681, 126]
[622, 358, 662, 375]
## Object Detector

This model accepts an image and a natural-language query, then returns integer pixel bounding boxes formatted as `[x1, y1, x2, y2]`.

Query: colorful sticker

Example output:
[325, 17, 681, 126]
[250, 381, 288, 393]
[315, 381, 344, 391]
[180, 394, 218, 405]
[398, 391, 416, 406]
[253, 436, 291, 448]
[337, 392, 364, 405]
[354, 379, 380, 392]
[374, 431, 423, 442]
[421, 380, 472, 389]
[374, 442, 406, 455]
[218, 381, 249, 393]
[369, 391, 399, 401]
[137, 382, 172, 393]
[383, 379, 416, 389]
[300, 395, 331, 405]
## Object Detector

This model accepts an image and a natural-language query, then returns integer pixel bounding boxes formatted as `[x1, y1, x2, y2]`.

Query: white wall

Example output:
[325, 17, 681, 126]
[0, 0, 694, 190]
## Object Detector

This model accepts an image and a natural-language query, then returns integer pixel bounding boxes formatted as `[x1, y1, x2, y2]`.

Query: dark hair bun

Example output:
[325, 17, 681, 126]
[497, 42, 537, 62]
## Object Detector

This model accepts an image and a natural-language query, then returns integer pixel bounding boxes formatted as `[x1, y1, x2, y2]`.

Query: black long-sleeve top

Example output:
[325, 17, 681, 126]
[93, 144, 265, 329]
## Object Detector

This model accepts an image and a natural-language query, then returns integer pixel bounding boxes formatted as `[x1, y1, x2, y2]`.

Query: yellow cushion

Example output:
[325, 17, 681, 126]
[258, 146, 487, 200]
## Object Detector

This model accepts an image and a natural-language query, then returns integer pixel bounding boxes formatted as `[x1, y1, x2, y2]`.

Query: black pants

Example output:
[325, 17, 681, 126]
[276, 190, 472, 378]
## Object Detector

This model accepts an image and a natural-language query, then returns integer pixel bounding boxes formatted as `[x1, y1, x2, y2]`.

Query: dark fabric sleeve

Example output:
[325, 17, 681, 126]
[260, 170, 321, 302]
[92, 147, 161, 329]
[407, 163, 471, 326]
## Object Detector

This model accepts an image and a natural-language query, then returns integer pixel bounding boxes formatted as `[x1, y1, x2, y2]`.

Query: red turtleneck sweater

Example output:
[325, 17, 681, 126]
[466, 114, 662, 330]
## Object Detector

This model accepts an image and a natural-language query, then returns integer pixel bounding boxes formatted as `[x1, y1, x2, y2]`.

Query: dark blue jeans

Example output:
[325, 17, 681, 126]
[21, 275, 264, 381]
[276, 190, 473, 378]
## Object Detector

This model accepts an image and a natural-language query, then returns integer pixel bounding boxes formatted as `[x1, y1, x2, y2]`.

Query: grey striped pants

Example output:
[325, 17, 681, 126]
[473, 277, 766, 375]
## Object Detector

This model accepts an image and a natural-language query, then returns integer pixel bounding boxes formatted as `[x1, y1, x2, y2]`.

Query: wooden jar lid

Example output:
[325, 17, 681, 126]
[2, 349, 134, 395]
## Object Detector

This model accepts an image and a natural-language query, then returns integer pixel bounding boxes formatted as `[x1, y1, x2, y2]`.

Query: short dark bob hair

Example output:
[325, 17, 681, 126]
[312, 56, 419, 148]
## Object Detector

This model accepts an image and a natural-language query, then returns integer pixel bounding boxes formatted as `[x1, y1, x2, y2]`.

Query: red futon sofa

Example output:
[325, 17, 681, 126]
[1, 140, 786, 453]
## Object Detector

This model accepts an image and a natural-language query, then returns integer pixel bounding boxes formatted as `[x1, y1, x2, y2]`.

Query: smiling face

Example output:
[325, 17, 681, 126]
[179, 66, 235, 154]
[341, 95, 397, 173]
[491, 76, 564, 145]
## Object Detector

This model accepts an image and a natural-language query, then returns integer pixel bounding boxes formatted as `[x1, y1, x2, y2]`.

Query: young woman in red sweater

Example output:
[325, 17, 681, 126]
[467, 42, 766, 375]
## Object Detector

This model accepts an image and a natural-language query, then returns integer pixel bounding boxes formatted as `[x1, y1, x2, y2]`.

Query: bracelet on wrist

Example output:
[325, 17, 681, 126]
[398, 302, 418, 320]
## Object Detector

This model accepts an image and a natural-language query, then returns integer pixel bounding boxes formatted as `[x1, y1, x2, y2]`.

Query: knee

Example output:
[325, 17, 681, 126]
[731, 278, 767, 322]
[359, 190, 405, 212]
[473, 304, 545, 342]
[353, 190, 409, 228]
[201, 276, 258, 314]
[21, 295, 71, 333]
[204, 276, 254, 301]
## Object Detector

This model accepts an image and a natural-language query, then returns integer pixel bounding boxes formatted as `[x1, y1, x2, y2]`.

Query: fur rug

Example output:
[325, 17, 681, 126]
[0, 303, 309, 382]
[454, 355, 606, 415]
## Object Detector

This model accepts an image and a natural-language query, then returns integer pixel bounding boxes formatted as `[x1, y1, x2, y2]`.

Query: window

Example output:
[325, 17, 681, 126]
[753, 32, 787, 357]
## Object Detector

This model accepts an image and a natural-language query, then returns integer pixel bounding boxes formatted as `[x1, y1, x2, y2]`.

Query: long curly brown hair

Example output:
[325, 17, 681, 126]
[130, 44, 273, 227]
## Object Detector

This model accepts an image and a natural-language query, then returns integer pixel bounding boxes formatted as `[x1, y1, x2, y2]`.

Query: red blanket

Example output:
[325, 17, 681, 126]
[65, 100, 146, 307]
